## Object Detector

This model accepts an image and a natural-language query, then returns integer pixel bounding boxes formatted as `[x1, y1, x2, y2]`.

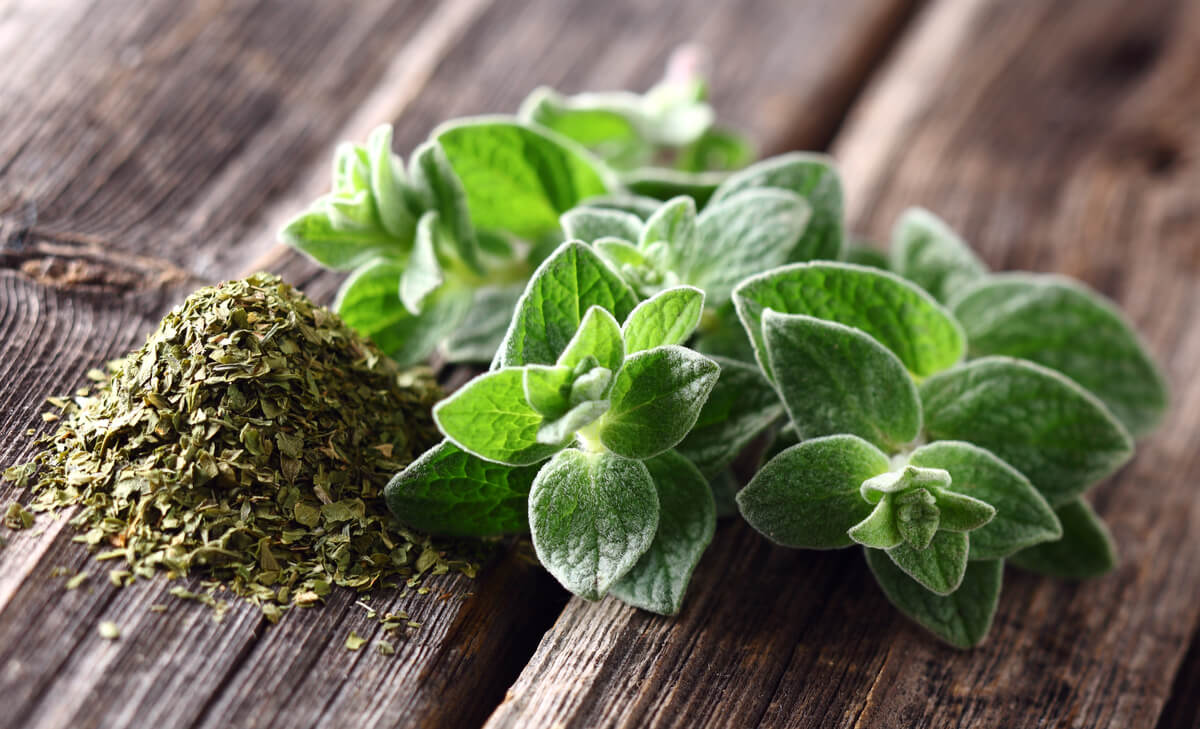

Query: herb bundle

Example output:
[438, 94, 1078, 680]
[3, 274, 468, 621]
[280, 60, 1165, 646]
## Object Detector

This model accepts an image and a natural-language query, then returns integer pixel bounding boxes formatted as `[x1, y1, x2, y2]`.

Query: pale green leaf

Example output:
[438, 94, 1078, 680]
[408, 140, 482, 274]
[442, 284, 524, 363]
[537, 400, 610, 446]
[909, 441, 1061, 560]
[524, 364, 572, 419]
[762, 311, 921, 452]
[599, 346, 720, 460]
[366, 124, 416, 241]
[557, 306, 625, 373]
[736, 435, 890, 549]
[866, 551, 1003, 648]
[434, 368, 562, 466]
[885, 529, 970, 595]
[621, 168, 724, 208]
[734, 261, 965, 381]
[920, 357, 1134, 506]
[529, 449, 659, 600]
[609, 451, 716, 615]
[639, 195, 697, 257]
[621, 286, 705, 354]
[1009, 498, 1116, 579]
[399, 210, 444, 314]
[890, 207, 986, 302]
[950, 273, 1168, 437]
[385, 440, 538, 537]
[561, 207, 643, 244]
[280, 207, 403, 271]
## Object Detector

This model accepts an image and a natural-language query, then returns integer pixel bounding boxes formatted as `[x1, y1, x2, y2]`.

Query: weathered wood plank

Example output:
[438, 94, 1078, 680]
[483, 0, 1200, 727]
[0, 1, 922, 727]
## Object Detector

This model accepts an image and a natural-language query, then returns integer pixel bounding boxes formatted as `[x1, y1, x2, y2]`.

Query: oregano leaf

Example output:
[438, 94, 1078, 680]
[408, 140, 482, 274]
[885, 529, 970, 595]
[909, 441, 1061, 560]
[434, 367, 562, 466]
[866, 551, 1003, 649]
[524, 364, 573, 419]
[281, 208, 404, 271]
[950, 273, 1168, 437]
[621, 286, 706, 354]
[399, 210, 445, 314]
[599, 346, 720, 460]
[639, 195, 697, 263]
[920, 357, 1134, 506]
[890, 207, 986, 303]
[933, 489, 996, 533]
[528, 449, 659, 600]
[1009, 498, 1117, 579]
[737, 435, 890, 549]
[537, 400, 610, 445]
[734, 261, 965, 381]
[385, 440, 537, 537]
[442, 284, 524, 363]
[561, 207, 643, 244]
[622, 168, 723, 208]
[366, 124, 416, 241]
[762, 311, 921, 452]
[609, 450, 716, 615]
[556, 306, 625, 373]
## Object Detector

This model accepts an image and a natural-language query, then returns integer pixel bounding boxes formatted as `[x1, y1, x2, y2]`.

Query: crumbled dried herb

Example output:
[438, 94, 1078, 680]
[4, 502, 34, 530]
[344, 631, 367, 651]
[3, 273, 475, 621]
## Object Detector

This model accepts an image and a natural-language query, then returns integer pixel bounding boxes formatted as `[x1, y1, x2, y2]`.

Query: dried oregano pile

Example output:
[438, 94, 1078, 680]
[3, 273, 474, 621]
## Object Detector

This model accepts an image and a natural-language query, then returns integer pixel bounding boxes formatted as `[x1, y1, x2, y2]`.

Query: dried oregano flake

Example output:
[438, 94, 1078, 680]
[3, 273, 479, 621]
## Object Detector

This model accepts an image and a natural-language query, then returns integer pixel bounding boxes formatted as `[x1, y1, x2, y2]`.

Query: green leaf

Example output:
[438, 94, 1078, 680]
[496, 241, 639, 368]
[434, 368, 562, 466]
[675, 126, 755, 173]
[621, 286, 705, 354]
[890, 207, 986, 303]
[950, 273, 1168, 437]
[711, 152, 844, 261]
[842, 242, 891, 271]
[528, 449, 659, 600]
[408, 140, 482, 274]
[538, 400, 610, 445]
[639, 195, 697, 255]
[1009, 498, 1117, 579]
[366, 125, 416, 241]
[762, 311, 922, 452]
[435, 118, 612, 238]
[280, 207, 404, 271]
[334, 259, 469, 366]
[847, 499, 903, 549]
[609, 451, 716, 614]
[385, 440, 538, 537]
[599, 346, 720, 460]
[622, 168, 724, 208]
[582, 194, 663, 220]
[736, 434, 890, 549]
[909, 441, 1061, 560]
[442, 284, 524, 363]
[520, 87, 650, 169]
[734, 262, 965, 381]
[561, 207, 643, 243]
[890, 488, 941, 550]
[557, 306, 625, 373]
[399, 211, 444, 314]
[885, 529, 970, 595]
[866, 551, 1003, 648]
[524, 364, 573, 419]
[675, 356, 785, 478]
[934, 490, 996, 533]
[686, 189, 811, 304]
[594, 237, 648, 269]
[920, 357, 1134, 506]
[568, 367, 613, 405]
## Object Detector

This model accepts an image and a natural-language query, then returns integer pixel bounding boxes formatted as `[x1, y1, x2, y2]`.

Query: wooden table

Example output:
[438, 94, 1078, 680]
[2, 1, 1198, 727]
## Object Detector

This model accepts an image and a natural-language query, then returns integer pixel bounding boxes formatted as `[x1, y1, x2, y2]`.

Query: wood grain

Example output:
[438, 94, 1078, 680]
[483, 0, 1200, 727]
[0, 1, 922, 727]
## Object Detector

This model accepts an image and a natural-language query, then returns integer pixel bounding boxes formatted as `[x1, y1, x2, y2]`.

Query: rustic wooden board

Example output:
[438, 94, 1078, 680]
[0, 1, 921, 727]
[483, 0, 1200, 727]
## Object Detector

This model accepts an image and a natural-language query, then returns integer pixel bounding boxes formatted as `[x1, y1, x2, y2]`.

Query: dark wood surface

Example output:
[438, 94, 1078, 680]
[0, 2, 928, 728]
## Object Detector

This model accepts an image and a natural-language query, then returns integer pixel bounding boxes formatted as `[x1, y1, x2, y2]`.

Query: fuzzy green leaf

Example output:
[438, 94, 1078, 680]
[934, 489, 996, 533]
[584, 195, 663, 220]
[537, 400, 610, 445]
[399, 211, 444, 314]
[435, 118, 612, 238]
[950, 273, 1168, 437]
[524, 364, 573, 419]
[557, 306, 625, 373]
[599, 346, 719, 460]
[885, 529, 970, 595]
[640, 196, 697, 256]
[334, 258, 469, 366]
[520, 87, 649, 169]
[561, 207, 643, 244]
[281, 207, 403, 271]
[866, 551, 1003, 649]
[408, 140, 481, 274]
[442, 284, 524, 363]
[890, 208, 986, 303]
[909, 441, 1061, 560]
[711, 152, 844, 261]
[737, 435, 890, 549]
[848, 499, 903, 549]
[762, 311, 922, 452]
[434, 368, 562, 466]
[529, 449, 659, 600]
[1009, 498, 1116, 579]
[842, 243, 891, 271]
[496, 241, 639, 367]
[676, 356, 785, 478]
[920, 357, 1134, 506]
[687, 189, 811, 304]
[385, 440, 537, 537]
[734, 262, 965, 381]
[609, 451, 716, 615]
[621, 286, 705, 354]
[622, 168, 722, 208]
[891, 488, 942, 550]
[366, 125, 416, 241]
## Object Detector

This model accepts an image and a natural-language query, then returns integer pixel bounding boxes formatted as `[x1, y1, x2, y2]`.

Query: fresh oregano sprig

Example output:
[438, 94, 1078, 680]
[730, 261, 1135, 647]
[389, 241, 720, 613]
